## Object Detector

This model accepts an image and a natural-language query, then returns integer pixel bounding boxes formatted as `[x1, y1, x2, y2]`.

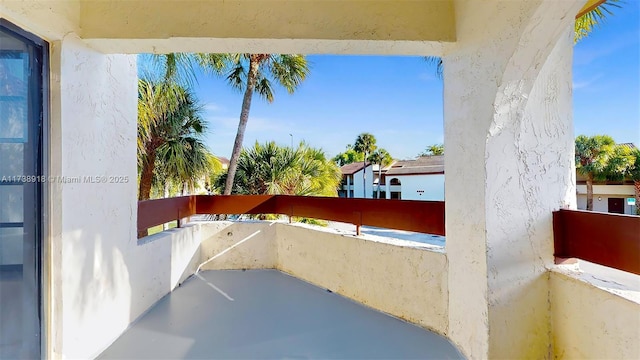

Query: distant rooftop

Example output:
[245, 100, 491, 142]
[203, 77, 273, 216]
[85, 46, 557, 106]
[386, 155, 444, 176]
[218, 156, 230, 165]
[340, 162, 371, 175]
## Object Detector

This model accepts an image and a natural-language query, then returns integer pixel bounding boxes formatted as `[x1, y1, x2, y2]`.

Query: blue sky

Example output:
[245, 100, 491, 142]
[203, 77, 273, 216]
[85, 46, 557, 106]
[140, 3, 639, 160]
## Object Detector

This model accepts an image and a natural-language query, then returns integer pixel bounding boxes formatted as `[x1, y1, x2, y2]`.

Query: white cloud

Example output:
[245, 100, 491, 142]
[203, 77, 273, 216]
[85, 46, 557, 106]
[573, 73, 604, 90]
[202, 103, 223, 113]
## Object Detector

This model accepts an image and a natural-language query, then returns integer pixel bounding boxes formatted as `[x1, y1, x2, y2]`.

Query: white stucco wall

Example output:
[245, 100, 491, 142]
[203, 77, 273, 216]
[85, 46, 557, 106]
[351, 166, 374, 199]
[49, 34, 140, 359]
[550, 270, 640, 359]
[392, 174, 444, 201]
[576, 184, 636, 196]
[275, 223, 449, 335]
[443, 1, 584, 358]
[199, 221, 277, 270]
[0, 1, 80, 42]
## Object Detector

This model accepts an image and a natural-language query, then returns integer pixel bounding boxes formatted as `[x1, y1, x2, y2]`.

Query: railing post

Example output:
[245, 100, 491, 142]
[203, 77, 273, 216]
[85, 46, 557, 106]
[289, 205, 293, 224]
[353, 211, 362, 235]
[552, 210, 565, 258]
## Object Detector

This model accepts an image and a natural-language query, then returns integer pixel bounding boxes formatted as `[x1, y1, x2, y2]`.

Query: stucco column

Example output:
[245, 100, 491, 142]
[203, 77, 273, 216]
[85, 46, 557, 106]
[443, 1, 583, 358]
[49, 34, 138, 359]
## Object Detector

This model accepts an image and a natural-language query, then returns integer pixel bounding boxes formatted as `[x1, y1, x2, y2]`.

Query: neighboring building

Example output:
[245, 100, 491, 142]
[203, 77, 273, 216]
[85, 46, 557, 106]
[339, 156, 444, 201]
[576, 143, 637, 214]
[383, 156, 444, 201]
[338, 162, 374, 198]
[218, 156, 230, 170]
[576, 179, 636, 214]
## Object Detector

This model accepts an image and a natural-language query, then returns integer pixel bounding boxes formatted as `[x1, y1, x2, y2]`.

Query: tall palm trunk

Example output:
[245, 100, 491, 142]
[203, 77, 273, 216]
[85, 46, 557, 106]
[224, 56, 260, 195]
[138, 149, 157, 201]
[376, 166, 382, 199]
[586, 173, 594, 211]
[362, 153, 367, 198]
[634, 180, 640, 215]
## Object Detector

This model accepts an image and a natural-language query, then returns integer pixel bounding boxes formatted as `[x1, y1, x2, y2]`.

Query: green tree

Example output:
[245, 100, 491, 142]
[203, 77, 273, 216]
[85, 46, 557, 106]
[354, 133, 377, 198]
[221, 54, 309, 195]
[419, 144, 444, 157]
[603, 144, 635, 182]
[368, 148, 394, 199]
[149, 52, 310, 196]
[137, 79, 214, 201]
[575, 135, 616, 211]
[218, 141, 340, 196]
[333, 144, 364, 166]
[150, 53, 228, 85]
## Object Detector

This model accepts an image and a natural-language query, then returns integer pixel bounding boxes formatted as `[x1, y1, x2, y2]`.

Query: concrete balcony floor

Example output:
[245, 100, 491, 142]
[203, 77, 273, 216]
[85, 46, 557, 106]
[99, 269, 463, 359]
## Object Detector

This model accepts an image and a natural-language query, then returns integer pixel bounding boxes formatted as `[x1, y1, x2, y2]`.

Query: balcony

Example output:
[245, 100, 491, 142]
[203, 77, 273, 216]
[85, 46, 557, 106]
[90, 195, 640, 359]
[3, 1, 639, 359]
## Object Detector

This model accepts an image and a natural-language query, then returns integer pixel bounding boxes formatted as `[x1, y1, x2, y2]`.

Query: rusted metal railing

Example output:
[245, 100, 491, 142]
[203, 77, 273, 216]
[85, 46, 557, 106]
[553, 209, 640, 275]
[138, 195, 445, 238]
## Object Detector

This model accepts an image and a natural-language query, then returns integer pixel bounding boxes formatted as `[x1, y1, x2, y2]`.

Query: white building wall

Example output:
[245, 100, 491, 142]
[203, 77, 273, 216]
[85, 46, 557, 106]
[351, 166, 374, 199]
[49, 35, 140, 359]
[577, 194, 636, 214]
[392, 174, 444, 201]
[576, 185, 636, 214]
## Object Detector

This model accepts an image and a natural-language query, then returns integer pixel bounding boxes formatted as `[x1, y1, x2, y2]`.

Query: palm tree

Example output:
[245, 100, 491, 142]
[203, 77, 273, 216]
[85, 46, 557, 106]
[368, 148, 393, 199]
[333, 144, 364, 166]
[149, 53, 229, 86]
[354, 133, 377, 198]
[221, 54, 309, 195]
[148, 52, 310, 196]
[420, 144, 444, 157]
[137, 78, 213, 201]
[575, 135, 615, 211]
[219, 141, 340, 196]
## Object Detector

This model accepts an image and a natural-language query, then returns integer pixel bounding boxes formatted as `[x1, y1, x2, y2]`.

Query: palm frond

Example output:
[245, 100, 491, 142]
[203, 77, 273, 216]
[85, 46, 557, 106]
[254, 75, 275, 103]
[268, 54, 310, 94]
[225, 59, 247, 92]
[424, 56, 444, 79]
[575, 0, 622, 43]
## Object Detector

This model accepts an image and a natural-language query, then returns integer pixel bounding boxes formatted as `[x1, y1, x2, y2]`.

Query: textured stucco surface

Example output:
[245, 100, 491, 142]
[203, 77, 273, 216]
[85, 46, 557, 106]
[550, 270, 640, 359]
[49, 35, 139, 360]
[198, 221, 277, 270]
[276, 223, 449, 335]
[0, 1, 80, 41]
[443, 1, 584, 358]
[79, 0, 454, 54]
